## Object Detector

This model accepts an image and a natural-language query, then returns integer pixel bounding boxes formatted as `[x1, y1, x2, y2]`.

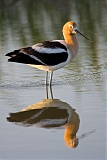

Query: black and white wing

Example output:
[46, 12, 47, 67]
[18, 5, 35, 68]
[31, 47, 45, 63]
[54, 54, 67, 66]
[5, 41, 68, 66]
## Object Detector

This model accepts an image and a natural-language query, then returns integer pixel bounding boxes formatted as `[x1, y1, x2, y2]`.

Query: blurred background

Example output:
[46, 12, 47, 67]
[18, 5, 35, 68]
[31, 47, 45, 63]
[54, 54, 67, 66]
[0, 0, 107, 159]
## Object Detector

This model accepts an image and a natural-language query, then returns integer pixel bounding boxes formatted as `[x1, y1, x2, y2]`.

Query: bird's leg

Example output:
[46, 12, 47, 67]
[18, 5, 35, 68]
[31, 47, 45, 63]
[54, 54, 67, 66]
[49, 71, 53, 86]
[45, 71, 53, 99]
[45, 71, 49, 98]
[49, 85, 53, 99]
[46, 85, 49, 99]
[45, 71, 48, 86]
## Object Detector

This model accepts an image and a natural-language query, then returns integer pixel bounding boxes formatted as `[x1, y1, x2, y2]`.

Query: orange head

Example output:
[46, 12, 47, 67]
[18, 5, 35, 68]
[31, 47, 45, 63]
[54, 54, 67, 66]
[62, 21, 77, 36]
[62, 21, 92, 41]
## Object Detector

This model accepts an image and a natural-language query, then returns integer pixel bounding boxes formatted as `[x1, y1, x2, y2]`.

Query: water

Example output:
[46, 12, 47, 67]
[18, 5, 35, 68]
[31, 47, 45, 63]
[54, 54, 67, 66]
[0, 0, 107, 159]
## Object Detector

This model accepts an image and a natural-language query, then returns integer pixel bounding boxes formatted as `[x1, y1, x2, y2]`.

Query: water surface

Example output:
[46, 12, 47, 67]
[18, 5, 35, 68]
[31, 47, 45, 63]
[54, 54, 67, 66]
[0, 1, 107, 159]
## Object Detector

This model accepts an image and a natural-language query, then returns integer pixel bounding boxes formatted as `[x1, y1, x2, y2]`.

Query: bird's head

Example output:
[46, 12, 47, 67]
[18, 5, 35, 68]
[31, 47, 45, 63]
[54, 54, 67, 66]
[62, 21, 92, 41]
[62, 21, 77, 35]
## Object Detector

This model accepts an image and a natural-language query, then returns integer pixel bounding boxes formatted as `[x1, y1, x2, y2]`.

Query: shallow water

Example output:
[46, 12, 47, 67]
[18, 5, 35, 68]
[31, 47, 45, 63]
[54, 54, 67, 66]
[0, 1, 107, 159]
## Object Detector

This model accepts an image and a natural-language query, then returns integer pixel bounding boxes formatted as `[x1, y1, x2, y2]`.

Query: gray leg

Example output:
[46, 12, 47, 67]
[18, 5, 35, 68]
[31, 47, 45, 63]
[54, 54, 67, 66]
[45, 84, 53, 99]
[49, 71, 53, 86]
[45, 71, 48, 86]
[46, 85, 49, 99]
[50, 85, 53, 99]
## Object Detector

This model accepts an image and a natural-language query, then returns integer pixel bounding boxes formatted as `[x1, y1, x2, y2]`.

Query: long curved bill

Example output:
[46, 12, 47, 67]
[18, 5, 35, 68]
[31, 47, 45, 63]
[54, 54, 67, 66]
[75, 29, 92, 42]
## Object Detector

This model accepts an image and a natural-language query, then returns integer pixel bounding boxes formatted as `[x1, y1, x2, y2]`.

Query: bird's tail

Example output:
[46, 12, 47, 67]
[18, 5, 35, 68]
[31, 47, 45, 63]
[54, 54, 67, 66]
[5, 49, 20, 57]
[5, 49, 41, 65]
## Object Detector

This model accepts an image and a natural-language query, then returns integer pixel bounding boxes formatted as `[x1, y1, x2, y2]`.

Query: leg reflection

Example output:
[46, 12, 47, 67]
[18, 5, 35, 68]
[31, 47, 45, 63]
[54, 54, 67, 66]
[50, 85, 53, 99]
[46, 85, 53, 99]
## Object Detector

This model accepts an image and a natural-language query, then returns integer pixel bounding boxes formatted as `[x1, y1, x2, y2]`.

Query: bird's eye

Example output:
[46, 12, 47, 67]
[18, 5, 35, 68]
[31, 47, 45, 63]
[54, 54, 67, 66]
[69, 25, 73, 29]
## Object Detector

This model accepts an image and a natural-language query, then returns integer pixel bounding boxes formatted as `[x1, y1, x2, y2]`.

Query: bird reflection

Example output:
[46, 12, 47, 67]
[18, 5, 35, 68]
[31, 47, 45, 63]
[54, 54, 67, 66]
[7, 98, 80, 148]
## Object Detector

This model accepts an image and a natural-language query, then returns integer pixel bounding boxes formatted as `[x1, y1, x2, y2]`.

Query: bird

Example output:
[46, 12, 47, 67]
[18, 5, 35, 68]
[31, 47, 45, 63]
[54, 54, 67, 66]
[5, 21, 91, 86]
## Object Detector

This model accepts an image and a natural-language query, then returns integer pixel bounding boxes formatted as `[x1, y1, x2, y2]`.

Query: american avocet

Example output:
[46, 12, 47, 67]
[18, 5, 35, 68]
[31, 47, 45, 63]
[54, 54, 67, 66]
[5, 21, 91, 86]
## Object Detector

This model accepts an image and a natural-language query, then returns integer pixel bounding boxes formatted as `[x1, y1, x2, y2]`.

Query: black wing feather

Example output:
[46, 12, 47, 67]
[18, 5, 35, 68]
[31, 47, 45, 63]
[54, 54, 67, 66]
[8, 52, 43, 65]
[5, 41, 68, 66]
[39, 41, 67, 51]
[32, 51, 68, 66]
[6, 47, 43, 65]
[5, 49, 21, 57]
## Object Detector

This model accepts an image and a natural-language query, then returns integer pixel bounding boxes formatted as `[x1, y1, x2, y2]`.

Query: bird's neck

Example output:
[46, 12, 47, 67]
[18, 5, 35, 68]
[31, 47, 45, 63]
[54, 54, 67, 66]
[64, 34, 79, 59]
